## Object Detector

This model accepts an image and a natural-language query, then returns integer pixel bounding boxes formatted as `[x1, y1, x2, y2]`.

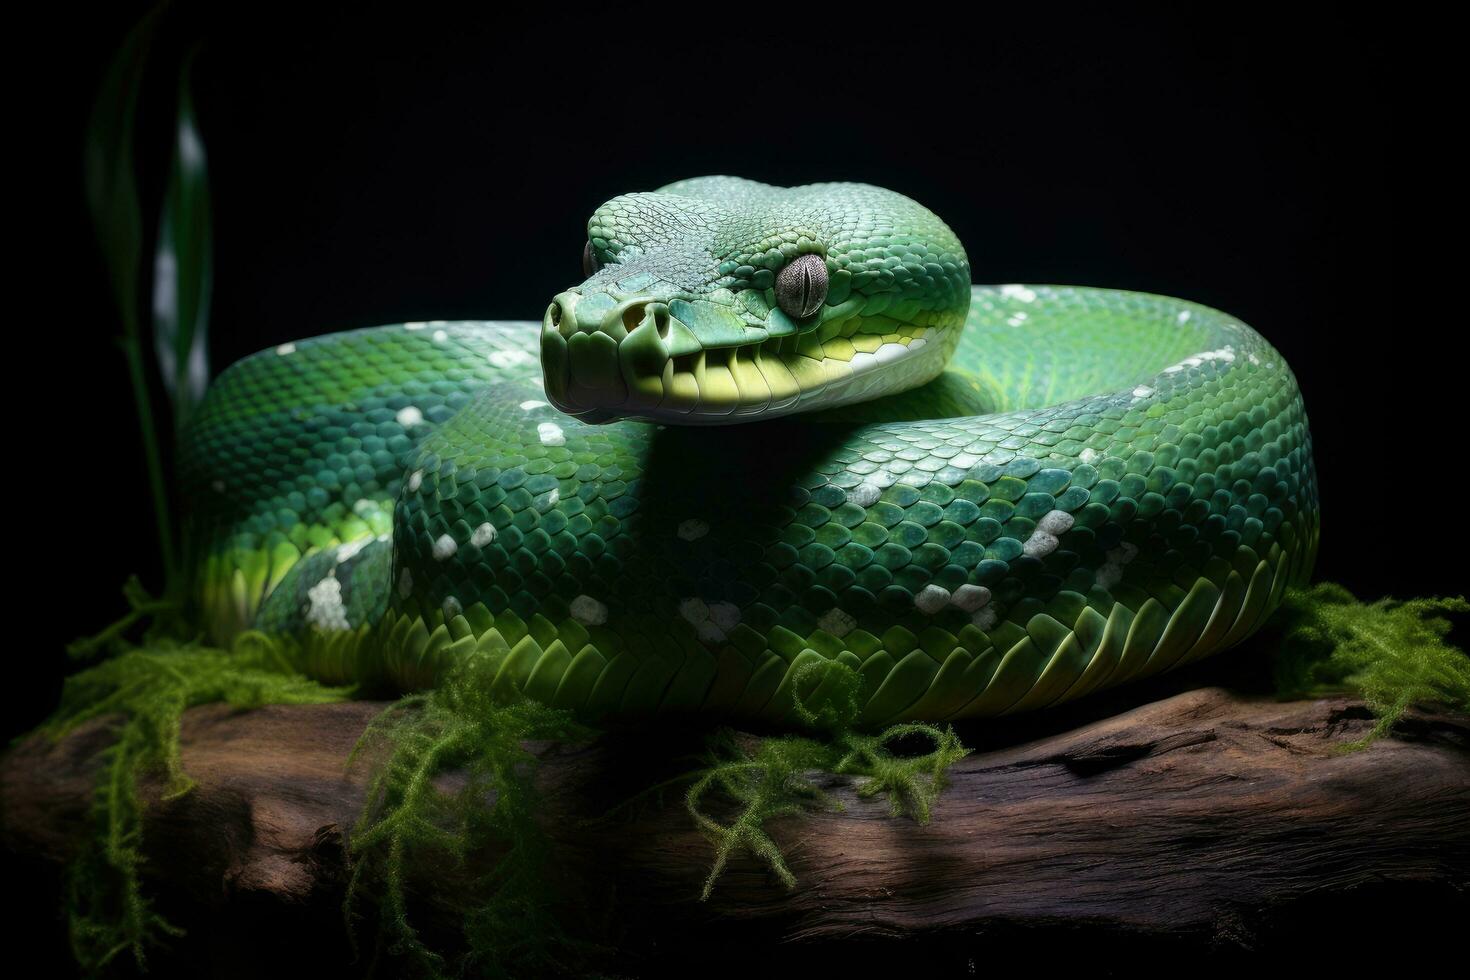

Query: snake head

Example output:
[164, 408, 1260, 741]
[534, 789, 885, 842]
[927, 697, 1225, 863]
[540, 177, 971, 425]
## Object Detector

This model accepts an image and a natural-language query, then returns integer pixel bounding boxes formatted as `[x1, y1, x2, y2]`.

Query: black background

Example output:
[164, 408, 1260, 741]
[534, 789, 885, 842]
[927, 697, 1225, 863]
[14, 3, 1452, 970]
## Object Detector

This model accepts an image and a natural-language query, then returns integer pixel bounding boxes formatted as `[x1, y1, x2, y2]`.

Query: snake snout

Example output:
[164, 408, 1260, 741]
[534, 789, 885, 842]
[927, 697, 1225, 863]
[543, 291, 676, 422]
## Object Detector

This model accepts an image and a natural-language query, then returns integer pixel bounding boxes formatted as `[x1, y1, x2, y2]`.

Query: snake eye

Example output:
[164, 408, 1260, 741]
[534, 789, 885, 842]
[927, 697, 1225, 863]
[775, 253, 828, 319]
[582, 241, 602, 278]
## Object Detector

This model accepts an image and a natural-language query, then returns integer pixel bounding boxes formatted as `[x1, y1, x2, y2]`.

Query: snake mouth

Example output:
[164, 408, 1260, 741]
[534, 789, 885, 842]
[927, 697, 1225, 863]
[541, 289, 960, 425]
[541, 290, 769, 424]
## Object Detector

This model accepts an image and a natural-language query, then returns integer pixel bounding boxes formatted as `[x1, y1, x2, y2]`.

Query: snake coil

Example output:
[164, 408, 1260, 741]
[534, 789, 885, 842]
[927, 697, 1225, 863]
[181, 178, 1318, 726]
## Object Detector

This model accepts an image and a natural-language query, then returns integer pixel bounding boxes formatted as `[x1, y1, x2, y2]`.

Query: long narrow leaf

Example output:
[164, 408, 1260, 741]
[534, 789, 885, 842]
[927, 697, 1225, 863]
[85, 8, 161, 334]
[153, 46, 212, 428]
[85, 2, 180, 588]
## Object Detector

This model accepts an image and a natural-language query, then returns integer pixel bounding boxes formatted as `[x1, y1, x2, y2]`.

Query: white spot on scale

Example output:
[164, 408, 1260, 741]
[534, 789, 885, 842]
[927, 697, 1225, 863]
[404, 322, 427, 331]
[951, 584, 991, 612]
[519, 399, 549, 411]
[396, 406, 424, 427]
[431, 534, 458, 561]
[1163, 348, 1238, 374]
[569, 595, 608, 626]
[471, 522, 497, 547]
[679, 597, 710, 624]
[971, 607, 999, 631]
[305, 572, 350, 632]
[1132, 385, 1155, 401]
[1096, 541, 1140, 590]
[538, 422, 566, 446]
[1024, 513, 1073, 562]
[1000, 284, 1037, 303]
[432, 329, 449, 343]
[1006, 312, 1028, 327]
[818, 607, 857, 638]
[1024, 532, 1059, 558]
[848, 482, 881, 507]
[708, 602, 741, 631]
[1036, 509, 1075, 536]
[914, 585, 951, 615]
[1177, 310, 1192, 324]
[1079, 448, 1101, 465]
[442, 595, 462, 619]
[275, 342, 296, 355]
[677, 519, 709, 541]
[407, 470, 423, 493]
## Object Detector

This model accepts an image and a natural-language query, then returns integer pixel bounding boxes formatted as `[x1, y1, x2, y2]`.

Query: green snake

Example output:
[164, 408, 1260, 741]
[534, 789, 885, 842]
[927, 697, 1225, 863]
[182, 177, 1319, 726]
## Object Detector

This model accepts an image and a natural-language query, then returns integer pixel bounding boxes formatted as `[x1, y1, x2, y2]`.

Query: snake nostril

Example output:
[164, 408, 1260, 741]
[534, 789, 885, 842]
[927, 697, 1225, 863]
[620, 302, 672, 340]
[546, 293, 584, 337]
[621, 303, 645, 333]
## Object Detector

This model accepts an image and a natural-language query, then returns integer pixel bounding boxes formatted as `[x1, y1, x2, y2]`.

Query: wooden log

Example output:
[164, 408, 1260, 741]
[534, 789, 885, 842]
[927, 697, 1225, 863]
[3, 686, 1468, 975]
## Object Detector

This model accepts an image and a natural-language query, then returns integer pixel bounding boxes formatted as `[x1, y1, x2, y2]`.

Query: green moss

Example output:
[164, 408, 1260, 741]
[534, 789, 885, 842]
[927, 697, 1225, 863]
[1275, 584, 1470, 748]
[343, 652, 593, 978]
[340, 654, 971, 973]
[686, 658, 969, 899]
[41, 631, 349, 974]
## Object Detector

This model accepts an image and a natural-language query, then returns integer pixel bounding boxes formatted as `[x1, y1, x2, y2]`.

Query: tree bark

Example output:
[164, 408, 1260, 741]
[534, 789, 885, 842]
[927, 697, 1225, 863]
[3, 686, 1467, 975]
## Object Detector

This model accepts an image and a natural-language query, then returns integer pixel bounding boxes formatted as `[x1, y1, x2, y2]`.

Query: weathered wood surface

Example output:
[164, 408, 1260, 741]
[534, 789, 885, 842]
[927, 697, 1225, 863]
[3, 686, 1468, 974]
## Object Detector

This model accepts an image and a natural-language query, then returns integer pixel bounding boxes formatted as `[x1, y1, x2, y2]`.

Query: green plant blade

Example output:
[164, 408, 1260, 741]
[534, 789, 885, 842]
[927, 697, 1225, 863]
[84, 7, 161, 334]
[153, 46, 213, 428]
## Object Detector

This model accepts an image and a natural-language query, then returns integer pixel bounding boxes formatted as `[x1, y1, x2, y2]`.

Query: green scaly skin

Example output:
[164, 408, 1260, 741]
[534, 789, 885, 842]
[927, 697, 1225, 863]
[181, 178, 1318, 726]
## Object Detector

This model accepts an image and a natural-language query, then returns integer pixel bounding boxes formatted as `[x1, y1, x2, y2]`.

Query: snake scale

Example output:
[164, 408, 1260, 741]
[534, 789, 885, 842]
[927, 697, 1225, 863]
[182, 178, 1319, 726]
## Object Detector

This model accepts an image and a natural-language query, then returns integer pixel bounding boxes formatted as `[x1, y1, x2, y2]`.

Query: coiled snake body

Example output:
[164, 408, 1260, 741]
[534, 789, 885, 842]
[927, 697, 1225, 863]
[183, 178, 1318, 725]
